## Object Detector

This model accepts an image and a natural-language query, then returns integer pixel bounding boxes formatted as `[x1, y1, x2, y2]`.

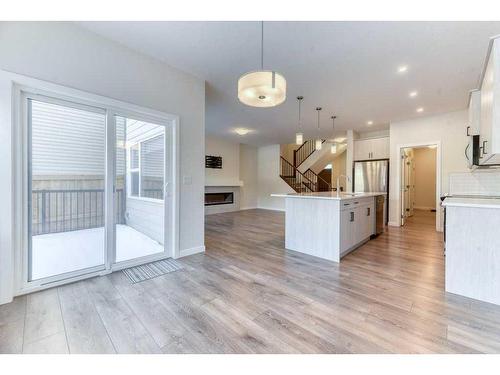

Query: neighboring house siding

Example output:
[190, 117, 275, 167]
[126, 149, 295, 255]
[31, 99, 106, 176]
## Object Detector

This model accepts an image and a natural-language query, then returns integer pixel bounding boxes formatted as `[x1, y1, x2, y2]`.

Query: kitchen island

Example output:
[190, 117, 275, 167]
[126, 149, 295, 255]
[271, 192, 386, 262]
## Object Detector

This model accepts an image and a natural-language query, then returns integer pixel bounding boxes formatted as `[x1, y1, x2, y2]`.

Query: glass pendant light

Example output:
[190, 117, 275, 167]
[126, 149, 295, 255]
[330, 115, 337, 154]
[238, 22, 287, 108]
[295, 96, 304, 145]
[315, 107, 322, 151]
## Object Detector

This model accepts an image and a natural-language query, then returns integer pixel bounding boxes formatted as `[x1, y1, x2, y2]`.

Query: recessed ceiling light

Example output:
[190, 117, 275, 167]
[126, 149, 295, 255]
[397, 65, 408, 73]
[235, 128, 250, 135]
[409, 91, 418, 98]
[416, 107, 424, 113]
[367, 121, 373, 126]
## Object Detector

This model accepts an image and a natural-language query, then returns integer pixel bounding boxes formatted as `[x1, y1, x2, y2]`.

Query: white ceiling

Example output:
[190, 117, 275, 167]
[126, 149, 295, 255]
[78, 21, 500, 146]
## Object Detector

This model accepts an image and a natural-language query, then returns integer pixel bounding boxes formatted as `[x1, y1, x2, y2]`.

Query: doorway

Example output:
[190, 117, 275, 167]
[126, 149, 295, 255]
[22, 90, 177, 291]
[400, 145, 438, 227]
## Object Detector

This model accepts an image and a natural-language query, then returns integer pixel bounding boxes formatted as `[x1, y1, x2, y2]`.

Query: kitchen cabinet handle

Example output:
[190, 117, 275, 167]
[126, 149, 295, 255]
[482, 140, 488, 154]
[367, 207, 370, 216]
[350, 212, 354, 222]
[466, 126, 471, 136]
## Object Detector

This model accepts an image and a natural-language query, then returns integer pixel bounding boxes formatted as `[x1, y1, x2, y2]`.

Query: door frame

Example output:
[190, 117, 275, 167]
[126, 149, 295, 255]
[11, 75, 180, 296]
[395, 141, 441, 232]
[109, 112, 176, 272]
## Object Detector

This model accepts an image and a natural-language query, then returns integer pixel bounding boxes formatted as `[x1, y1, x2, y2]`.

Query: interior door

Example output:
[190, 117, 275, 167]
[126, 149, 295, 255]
[400, 150, 407, 226]
[27, 95, 107, 282]
[408, 156, 415, 217]
[113, 115, 172, 265]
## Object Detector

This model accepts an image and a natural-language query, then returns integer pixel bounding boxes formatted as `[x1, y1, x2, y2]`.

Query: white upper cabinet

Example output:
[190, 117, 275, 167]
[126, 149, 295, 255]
[479, 37, 500, 165]
[354, 137, 389, 161]
[371, 137, 390, 159]
[468, 89, 481, 136]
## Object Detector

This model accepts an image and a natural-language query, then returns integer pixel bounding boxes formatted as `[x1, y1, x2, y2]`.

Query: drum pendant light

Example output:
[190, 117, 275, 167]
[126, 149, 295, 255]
[237, 21, 287, 108]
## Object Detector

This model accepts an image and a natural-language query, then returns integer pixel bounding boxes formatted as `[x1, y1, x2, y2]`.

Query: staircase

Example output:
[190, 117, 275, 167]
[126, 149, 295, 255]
[280, 139, 333, 193]
[294, 139, 325, 168]
[280, 157, 313, 192]
[303, 168, 332, 192]
[280, 157, 332, 193]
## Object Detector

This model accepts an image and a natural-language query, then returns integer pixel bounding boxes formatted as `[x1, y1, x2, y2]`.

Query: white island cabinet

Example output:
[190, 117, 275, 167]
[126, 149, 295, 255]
[271, 192, 384, 262]
[443, 197, 500, 306]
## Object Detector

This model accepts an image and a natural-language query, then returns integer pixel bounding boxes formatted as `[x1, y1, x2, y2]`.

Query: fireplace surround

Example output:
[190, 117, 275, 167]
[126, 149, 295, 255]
[204, 186, 240, 214]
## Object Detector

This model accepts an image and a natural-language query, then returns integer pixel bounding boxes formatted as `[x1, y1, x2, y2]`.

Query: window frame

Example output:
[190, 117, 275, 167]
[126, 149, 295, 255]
[126, 132, 165, 203]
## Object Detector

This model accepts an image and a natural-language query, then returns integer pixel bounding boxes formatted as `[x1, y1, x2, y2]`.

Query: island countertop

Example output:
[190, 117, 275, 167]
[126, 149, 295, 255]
[271, 191, 386, 201]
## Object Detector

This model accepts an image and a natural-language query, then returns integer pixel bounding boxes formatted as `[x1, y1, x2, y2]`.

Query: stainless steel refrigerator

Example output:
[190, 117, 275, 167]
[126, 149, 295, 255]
[353, 160, 389, 225]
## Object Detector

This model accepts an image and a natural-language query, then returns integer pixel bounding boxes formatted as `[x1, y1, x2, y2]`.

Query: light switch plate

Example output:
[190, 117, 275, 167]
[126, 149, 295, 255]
[183, 176, 192, 185]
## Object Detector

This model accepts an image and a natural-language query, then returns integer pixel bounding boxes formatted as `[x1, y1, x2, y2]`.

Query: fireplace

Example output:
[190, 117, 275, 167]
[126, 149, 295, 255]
[205, 192, 234, 206]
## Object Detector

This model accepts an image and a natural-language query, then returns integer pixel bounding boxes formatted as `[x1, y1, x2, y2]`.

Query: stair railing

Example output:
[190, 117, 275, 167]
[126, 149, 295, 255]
[293, 139, 326, 168]
[280, 157, 315, 193]
[304, 168, 332, 191]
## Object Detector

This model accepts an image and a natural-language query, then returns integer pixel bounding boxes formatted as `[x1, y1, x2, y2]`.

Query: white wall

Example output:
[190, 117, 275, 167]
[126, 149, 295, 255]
[205, 135, 241, 186]
[257, 145, 294, 211]
[280, 143, 299, 164]
[0, 22, 205, 303]
[413, 147, 437, 210]
[331, 150, 347, 190]
[239, 144, 258, 209]
[346, 130, 354, 190]
[389, 110, 468, 227]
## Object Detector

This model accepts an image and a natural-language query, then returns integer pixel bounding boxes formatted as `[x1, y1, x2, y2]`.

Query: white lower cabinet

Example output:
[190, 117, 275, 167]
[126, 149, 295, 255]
[340, 198, 375, 256]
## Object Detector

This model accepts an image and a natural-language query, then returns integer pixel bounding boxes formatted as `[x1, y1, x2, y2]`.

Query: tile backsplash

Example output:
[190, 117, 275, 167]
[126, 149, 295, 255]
[449, 170, 500, 196]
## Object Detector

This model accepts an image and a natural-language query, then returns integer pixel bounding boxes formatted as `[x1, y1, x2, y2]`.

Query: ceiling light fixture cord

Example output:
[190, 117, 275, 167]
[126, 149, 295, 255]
[317, 107, 322, 131]
[331, 115, 336, 133]
[298, 96, 303, 130]
[261, 21, 264, 70]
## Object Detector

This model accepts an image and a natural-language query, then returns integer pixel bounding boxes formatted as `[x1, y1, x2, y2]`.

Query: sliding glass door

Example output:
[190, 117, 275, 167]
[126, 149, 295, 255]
[114, 116, 169, 264]
[24, 92, 174, 287]
[28, 97, 107, 281]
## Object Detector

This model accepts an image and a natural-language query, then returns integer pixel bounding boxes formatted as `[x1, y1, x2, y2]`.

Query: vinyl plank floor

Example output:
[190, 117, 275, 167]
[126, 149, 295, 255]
[23, 332, 69, 354]
[84, 276, 160, 354]
[2, 209, 500, 354]
[58, 281, 115, 354]
[23, 288, 65, 345]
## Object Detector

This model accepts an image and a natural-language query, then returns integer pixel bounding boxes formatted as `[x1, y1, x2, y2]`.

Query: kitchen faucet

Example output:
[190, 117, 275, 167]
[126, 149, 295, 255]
[336, 174, 351, 196]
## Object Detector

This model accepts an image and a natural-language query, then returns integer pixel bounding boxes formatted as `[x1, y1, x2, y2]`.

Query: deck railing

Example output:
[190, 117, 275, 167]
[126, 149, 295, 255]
[31, 188, 127, 236]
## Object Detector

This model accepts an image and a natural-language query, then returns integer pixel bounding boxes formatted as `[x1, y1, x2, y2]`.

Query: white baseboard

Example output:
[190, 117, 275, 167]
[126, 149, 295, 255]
[256, 206, 285, 212]
[179, 245, 205, 258]
[388, 221, 400, 227]
[239, 206, 258, 211]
